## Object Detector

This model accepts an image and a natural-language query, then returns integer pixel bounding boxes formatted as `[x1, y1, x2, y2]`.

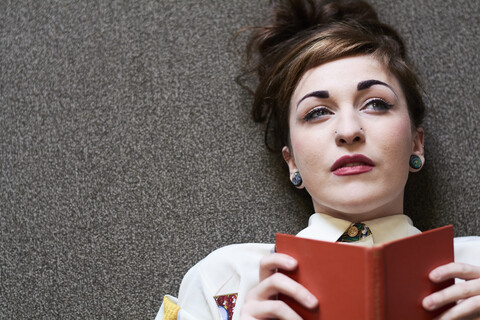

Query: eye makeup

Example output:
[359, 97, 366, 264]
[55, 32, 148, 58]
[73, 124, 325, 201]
[362, 98, 394, 112]
[303, 106, 333, 121]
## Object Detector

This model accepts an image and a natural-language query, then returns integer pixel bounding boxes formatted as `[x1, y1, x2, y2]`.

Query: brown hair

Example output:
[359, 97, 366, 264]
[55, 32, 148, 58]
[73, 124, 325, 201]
[243, 0, 425, 151]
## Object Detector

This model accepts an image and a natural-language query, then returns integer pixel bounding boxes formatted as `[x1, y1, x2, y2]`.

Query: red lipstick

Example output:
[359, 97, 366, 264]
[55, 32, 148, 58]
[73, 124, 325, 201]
[331, 154, 375, 176]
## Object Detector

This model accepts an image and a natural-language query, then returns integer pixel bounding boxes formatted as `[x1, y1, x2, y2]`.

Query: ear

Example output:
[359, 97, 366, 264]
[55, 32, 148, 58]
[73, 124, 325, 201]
[410, 127, 425, 172]
[282, 146, 304, 188]
[282, 146, 298, 172]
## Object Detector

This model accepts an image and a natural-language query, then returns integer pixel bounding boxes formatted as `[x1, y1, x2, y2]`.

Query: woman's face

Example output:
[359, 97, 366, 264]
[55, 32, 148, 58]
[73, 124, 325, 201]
[283, 55, 424, 222]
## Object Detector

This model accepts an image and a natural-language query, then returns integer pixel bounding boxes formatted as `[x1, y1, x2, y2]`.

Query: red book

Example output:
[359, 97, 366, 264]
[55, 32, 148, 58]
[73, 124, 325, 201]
[276, 225, 454, 320]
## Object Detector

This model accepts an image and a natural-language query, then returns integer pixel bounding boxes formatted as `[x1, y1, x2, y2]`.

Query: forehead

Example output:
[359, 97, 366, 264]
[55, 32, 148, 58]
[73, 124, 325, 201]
[292, 55, 401, 100]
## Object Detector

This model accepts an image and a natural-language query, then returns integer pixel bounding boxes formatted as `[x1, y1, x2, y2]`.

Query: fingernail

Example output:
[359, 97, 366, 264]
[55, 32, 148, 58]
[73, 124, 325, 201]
[287, 258, 296, 267]
[423, 296, 434, 310]
[306, 294, 318, 308]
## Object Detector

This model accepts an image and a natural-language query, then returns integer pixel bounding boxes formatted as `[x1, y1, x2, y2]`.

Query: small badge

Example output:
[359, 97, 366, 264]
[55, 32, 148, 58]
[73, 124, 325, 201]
[214, 293, 238, 320]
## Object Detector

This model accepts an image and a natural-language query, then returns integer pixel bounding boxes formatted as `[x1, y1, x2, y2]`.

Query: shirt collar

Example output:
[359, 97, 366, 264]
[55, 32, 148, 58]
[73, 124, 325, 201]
[296, 213, 421, 245]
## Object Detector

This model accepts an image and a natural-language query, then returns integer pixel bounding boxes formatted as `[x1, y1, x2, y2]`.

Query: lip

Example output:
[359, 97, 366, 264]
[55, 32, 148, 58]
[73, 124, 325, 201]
[331, 154, 375, 176]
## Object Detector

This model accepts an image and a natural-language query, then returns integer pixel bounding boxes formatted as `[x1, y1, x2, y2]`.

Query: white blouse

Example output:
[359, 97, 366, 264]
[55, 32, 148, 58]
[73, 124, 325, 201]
[155, 213, 480, 320]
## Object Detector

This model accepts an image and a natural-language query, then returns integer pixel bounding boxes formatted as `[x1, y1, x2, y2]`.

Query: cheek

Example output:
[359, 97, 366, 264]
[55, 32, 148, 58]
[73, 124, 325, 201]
[289, 131, 309, 164]
[380, 116, 414, 162]
[287, 106, 328, 169]
[289, 128, 323, 172]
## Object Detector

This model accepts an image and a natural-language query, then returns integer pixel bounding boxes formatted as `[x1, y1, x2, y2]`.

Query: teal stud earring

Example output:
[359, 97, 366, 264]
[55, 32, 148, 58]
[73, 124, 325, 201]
[291, 171, 302, 187]
[409, 155, 422, 170]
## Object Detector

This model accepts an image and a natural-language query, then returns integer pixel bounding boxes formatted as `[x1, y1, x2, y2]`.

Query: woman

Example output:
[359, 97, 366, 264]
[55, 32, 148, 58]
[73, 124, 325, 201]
[156, 0, 480, 319]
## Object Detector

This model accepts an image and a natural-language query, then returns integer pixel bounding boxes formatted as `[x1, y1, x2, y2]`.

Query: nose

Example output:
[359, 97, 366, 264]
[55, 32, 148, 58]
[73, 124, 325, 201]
[335, 114, 365, 146]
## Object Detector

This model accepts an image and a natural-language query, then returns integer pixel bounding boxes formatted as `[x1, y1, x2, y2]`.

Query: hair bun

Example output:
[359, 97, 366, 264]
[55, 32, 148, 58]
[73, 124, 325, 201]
[261, 0, 380, 53]
[248, 0, 394, 83]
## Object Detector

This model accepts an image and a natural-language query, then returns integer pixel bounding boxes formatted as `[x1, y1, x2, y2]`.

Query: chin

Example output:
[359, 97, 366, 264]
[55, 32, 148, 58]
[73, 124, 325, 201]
[332, 202, 385, 215]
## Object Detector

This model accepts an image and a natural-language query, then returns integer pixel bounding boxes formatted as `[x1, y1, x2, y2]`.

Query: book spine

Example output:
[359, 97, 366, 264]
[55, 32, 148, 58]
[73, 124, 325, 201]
[366, 248, 386, 320]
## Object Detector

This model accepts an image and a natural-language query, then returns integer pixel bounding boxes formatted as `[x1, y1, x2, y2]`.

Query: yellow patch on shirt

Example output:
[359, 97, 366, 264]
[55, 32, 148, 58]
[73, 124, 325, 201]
[163, 296, 180, 320]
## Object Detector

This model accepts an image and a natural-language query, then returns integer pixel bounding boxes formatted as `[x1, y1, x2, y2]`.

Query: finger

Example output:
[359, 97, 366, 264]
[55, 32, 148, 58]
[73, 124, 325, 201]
[430, 263, 480, 283]
[248, 272, 318, 309]
[241, 300, 303, 320]
[259, 253, 297, 281]
[423, 278, 480, 311]
[432, 295, 480, 320]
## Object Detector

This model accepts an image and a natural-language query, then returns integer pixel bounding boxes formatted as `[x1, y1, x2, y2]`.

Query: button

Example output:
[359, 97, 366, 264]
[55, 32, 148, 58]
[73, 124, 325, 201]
[347, 225, 359, 237]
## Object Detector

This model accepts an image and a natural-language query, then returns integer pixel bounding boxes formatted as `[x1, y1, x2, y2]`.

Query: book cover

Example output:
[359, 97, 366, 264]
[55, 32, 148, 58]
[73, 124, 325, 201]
[275, 225, 454, 320]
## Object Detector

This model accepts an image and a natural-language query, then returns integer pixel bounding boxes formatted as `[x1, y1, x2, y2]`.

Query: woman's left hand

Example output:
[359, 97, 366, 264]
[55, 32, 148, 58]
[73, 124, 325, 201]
[422, 262, 480, 319]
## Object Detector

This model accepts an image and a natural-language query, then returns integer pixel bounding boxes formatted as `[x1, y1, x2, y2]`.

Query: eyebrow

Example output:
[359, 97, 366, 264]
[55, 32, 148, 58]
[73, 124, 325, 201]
[297, 90, 329, 108]
[357, 79, 397, 97]
[296, 79, 397, 108]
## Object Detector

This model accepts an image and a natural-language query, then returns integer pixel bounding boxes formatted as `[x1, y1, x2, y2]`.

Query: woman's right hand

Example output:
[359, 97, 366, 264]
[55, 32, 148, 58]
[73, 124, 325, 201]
[240, 253, 318, 320]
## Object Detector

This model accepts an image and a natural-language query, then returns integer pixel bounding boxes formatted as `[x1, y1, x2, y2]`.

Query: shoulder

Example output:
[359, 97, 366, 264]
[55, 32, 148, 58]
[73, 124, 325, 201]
[191, 243, 274, 287]
[199, 243, 274, 267]
[176, 243, 273, 317]
[454, 236, 480, 266]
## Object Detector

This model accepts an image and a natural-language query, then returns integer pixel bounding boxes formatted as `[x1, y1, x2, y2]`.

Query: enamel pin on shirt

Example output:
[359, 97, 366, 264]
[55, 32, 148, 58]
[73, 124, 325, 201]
[214, 293, 238, 320]
[337, 223, 372, 242]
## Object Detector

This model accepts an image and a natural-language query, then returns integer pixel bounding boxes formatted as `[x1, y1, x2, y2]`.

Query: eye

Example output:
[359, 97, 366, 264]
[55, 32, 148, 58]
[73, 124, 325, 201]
[303, 106, 333, 121]
[362, 98, 393, 112]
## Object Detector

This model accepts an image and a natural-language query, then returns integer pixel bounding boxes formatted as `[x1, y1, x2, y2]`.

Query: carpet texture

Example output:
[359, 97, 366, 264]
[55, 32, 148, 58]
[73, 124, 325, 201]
[1, 0, 478, 318]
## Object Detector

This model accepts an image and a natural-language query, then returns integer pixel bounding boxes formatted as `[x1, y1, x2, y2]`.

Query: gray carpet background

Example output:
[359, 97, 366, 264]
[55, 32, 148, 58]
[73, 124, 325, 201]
[1, 0, 478, 318]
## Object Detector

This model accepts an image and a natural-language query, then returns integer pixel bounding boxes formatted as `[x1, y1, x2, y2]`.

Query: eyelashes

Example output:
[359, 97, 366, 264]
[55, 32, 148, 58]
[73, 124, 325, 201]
[362, 98, 394, 112]
[302, 98, 394, 122]
[303, 106, 333, 121]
